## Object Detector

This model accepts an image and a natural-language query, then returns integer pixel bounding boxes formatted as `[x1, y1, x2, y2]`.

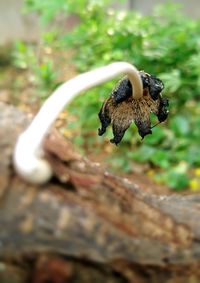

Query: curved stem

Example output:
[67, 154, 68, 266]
[13, 61, 143, 184]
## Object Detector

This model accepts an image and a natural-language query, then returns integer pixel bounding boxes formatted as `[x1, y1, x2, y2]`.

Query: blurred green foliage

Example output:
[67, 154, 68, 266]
[13, 0, 200, 190]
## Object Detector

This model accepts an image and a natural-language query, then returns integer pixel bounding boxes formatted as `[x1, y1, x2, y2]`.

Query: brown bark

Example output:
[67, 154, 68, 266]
[0, 101, 200, 283]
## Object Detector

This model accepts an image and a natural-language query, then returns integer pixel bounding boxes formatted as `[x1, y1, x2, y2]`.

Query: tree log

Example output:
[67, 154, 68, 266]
[0, 101, 200, 283]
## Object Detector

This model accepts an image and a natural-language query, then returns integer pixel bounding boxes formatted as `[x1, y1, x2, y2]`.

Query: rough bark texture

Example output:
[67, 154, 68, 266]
[1, 101, 200, 283]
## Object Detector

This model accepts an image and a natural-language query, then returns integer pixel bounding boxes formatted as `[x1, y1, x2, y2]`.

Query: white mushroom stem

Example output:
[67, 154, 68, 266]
[13, 61, 143, 184]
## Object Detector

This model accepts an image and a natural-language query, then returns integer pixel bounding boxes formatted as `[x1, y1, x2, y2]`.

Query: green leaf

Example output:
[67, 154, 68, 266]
[131, 145, 156, 162]
[150, 150, 170, 168]
[170, 115, 190, 137]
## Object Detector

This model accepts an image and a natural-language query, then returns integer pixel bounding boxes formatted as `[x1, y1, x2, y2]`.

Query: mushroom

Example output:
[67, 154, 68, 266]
[14, 62, 144, 184]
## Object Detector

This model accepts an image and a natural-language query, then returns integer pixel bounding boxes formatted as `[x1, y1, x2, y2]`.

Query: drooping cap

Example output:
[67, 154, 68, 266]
[98, 71, 169, 145]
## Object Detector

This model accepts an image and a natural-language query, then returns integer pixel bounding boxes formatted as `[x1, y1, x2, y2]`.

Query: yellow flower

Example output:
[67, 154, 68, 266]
[189, 178, 200, 192]
[194, 168, 200, 177]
